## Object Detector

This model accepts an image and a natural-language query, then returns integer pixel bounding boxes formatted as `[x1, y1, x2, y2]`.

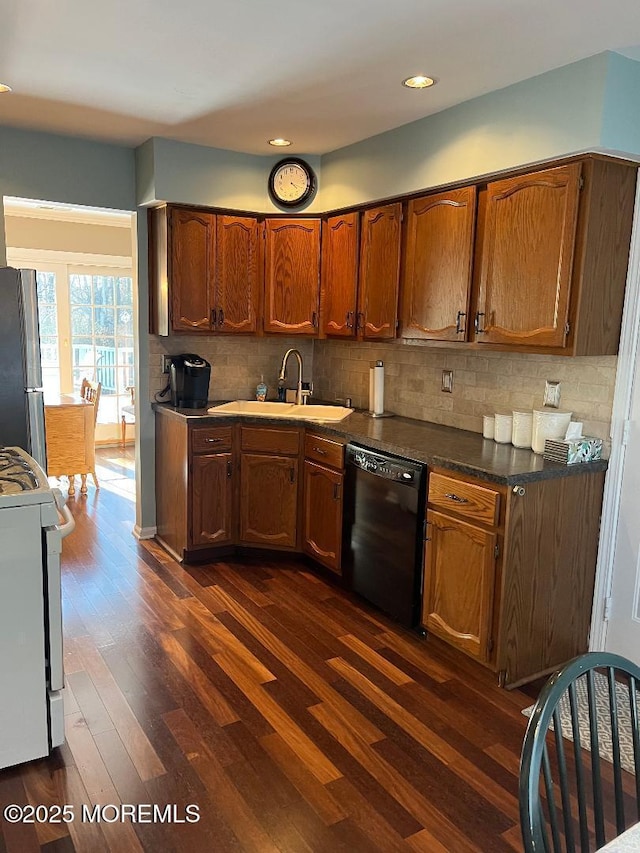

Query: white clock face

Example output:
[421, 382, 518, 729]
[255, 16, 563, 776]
[273, 162, 311, 203]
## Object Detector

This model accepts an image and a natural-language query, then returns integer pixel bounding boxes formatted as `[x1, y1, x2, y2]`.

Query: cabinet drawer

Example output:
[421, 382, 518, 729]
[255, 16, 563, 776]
[428, 472, 500, 526]
[191, 425, 233, 454]
[304, 432, 344, 470]
[240, 425, 300, 455]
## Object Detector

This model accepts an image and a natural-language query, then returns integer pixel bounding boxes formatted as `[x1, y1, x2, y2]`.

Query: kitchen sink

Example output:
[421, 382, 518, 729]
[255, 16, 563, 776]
[207, 401, 353, 422]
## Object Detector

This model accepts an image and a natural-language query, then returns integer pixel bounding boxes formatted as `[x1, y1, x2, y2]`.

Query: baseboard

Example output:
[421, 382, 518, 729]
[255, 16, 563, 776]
[134, 524, 157, 540]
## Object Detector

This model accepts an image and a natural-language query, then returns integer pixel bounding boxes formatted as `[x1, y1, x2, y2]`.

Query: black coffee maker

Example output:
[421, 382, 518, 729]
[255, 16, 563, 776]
[169, 354, 211, 408]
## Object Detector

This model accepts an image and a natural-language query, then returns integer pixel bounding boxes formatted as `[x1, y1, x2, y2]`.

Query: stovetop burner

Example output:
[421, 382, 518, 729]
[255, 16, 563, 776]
[0, 448, 40, 494]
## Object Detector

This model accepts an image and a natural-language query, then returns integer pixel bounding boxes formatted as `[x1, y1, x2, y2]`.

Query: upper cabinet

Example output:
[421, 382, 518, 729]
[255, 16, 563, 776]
[473, 159, 636, 354]
[320, 212, 360, 337]
[148, 205, 260, 336]
[358, 202, 403, 340]
[474, 163, 581, 349]
[169, 207, 216, 333]
[263, 219, 321, 335]
[401, 186, 476, 342]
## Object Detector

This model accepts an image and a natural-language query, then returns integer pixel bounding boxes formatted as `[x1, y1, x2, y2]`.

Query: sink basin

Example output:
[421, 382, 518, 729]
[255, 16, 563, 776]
[208, 401, 353, 422]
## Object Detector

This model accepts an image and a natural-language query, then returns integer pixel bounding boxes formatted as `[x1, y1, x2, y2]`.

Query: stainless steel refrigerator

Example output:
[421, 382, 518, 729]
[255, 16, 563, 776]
[0, 268, 47, 470]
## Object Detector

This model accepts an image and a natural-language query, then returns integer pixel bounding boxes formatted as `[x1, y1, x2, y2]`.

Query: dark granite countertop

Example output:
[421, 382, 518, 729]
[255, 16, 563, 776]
[154, 402, 607, 486]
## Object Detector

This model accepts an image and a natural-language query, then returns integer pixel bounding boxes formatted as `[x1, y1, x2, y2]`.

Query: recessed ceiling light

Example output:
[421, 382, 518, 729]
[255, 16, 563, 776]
[269, 138, 292, 147]
[402, 75, 436, 89]
[0, 83, 12, 94]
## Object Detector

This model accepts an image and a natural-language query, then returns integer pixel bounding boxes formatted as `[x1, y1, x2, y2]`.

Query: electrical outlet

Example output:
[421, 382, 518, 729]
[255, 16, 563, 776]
[441, 369, 454, 393]
[161, 355, 172, 374]
[543, 380, 561, 408]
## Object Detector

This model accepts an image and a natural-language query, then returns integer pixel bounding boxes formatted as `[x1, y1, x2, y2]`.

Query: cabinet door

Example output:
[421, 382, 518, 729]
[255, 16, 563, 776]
[239, 454, 298, 547]
[215, 215, 260, 334]
[264, 219, 321, 335]
[191, 452, 234, 547]
[169, 207, 216, 332]
[358, 202, 402, 340]
[475, 163, 581, 348]
[422, 509, 496, 662]
[401, 187, 476, 341]
[302, 460, 343, 574]
[321, 212, 359, 337]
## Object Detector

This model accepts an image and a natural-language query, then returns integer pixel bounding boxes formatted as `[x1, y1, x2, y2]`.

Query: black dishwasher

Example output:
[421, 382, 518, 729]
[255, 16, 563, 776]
[343, 444, 426, 628]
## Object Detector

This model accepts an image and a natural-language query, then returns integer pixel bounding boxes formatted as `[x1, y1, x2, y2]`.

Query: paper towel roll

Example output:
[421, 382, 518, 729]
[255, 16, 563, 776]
[369, 361, 384, 415]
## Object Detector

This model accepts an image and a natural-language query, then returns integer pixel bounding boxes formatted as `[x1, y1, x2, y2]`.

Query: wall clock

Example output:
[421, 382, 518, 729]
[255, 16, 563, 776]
[268, 158, 316, 208]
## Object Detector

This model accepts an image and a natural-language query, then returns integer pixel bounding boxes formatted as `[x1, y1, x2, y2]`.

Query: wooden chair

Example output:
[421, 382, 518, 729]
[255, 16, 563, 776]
[73, 377, 102, 494]
[519, 652, 640, 852]
[121, 385, 135, 446]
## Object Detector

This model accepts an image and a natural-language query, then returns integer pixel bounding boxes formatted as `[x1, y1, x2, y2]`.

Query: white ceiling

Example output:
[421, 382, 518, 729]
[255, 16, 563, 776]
[1, 0, 640, 156]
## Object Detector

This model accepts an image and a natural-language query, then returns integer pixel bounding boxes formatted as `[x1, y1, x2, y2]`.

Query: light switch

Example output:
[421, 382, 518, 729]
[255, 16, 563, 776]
[441, 369, 453, 393]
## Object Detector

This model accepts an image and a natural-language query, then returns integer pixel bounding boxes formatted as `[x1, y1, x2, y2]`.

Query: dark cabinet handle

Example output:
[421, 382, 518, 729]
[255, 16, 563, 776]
[455, 311, 466, 335]
[346, 311, 355, 329]
[211, 308, 217, 326]
[333, 482, 340, 500]
[475, 312, 485, 334]
[356, 312, 364, 331]
[226, 460, 232, 478]
[290, 467, 296, 484]
[445, 492, 469, 504]
[218, 308, 225, 327]
[313, 447, 327, 455]
[312, 311, 318, 328]
[205, 437, 222, 443]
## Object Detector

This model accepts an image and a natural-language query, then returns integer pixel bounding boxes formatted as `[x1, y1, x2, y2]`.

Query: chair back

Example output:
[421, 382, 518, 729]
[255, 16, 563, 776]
[80, 378, 102, 424]
[519, 652, 640, 852]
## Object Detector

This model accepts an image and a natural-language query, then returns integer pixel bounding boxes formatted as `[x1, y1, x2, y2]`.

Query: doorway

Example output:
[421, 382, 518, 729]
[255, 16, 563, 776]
[3, 197, 138, 498]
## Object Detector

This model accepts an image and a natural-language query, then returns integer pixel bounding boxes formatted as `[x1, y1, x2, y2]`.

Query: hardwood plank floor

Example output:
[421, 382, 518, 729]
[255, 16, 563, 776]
[0, 447, 534, 852]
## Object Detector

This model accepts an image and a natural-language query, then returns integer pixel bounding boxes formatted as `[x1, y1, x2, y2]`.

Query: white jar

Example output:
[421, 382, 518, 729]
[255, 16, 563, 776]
[482, 415, 495, 440]
[531, 409, 573, 454]
[494, 413, 513, 444]
[512, 410, 533, 448]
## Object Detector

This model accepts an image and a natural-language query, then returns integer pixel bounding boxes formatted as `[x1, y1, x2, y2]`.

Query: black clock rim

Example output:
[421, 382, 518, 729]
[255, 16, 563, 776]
[268, 157, 316, 208]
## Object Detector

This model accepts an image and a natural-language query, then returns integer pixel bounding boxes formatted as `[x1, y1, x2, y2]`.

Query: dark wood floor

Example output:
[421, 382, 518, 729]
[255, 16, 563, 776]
[0, 447, 534, 852]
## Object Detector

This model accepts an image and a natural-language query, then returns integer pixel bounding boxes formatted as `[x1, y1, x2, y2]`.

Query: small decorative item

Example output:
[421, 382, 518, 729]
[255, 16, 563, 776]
[482, 415, 495, 440]
[494, 413, 513, 444]
[256, 375, 267, 402]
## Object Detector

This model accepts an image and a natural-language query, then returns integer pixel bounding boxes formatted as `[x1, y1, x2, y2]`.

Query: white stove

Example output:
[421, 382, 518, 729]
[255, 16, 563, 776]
[0, 446, 75, 769]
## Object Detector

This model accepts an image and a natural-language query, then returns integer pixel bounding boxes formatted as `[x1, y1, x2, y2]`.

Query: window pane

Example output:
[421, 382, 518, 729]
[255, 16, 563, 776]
[36, 272, 56, 303]
[38, 304, 57, 337]
[94, 275, 115, 306]
[71, 305, 93, 336]
[117, 277, 133, 304]
[116, 307, 133, 336]
[70, 274, 91, 304]
[35, 271, 59, 396]
[94, 306, 114, 337]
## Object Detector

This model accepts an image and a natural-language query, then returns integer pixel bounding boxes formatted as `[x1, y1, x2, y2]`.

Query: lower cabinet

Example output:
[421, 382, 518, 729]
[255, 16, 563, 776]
[422, 468, 606, 687]
[422, 510, 496, 662]
[238, 425, 301, 550]
[302, 433, 345, 575]
[239, 453, 299, 548]
[191, 452, 234, 547]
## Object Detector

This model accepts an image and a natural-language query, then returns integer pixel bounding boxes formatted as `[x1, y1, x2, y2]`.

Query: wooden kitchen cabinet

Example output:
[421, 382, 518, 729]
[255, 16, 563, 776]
[358, 202, 402, 340]
[422, 467, 606, 687]
[302, 433, 345, 574]
[238, 425, 301, 549]
[263, 218, 321, 335]
[155, 416, 237, 561]
[401, 186, 476, 342]
[474, 158, 636, 354]
[422, 473, 499, 662]
[320, 212, 360, 337]
[148, 205, 261, 336]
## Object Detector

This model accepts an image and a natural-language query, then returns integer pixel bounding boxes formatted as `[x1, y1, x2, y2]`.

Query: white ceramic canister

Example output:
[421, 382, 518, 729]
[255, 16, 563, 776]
[531, 409, 573, 454]
[512, 410, 533, 448]
[482, 415, 495, 440]
[494, 413, 513, 444]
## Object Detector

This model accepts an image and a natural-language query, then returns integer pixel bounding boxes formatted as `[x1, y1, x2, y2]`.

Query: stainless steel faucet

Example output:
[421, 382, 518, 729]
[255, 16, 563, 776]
[278, 348, 308, 405]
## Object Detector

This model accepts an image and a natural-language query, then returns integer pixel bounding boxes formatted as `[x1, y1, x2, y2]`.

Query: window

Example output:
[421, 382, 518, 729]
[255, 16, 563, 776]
[35, 271, 60, 395]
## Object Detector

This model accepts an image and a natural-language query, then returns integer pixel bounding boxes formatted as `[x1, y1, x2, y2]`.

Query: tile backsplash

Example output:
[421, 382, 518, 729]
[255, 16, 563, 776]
[149, 336, 314, 403]
[313, 340, 617, 440]
[149, 335, 617, 440]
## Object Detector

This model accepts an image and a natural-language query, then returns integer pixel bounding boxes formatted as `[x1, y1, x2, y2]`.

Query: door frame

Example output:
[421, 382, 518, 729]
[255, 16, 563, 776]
[590, 169, 640, 649]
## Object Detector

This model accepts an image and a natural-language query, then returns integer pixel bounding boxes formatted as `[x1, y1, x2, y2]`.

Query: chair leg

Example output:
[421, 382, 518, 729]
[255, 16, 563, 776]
[121, 416, 126, 447]
[68, 475, 75, 496]
[80, 474, 88, 494]
[92, 470, 100, 490]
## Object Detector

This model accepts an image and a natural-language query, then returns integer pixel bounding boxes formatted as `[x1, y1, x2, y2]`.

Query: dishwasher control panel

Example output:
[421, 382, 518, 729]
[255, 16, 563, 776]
[346, 444, 423, 487]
